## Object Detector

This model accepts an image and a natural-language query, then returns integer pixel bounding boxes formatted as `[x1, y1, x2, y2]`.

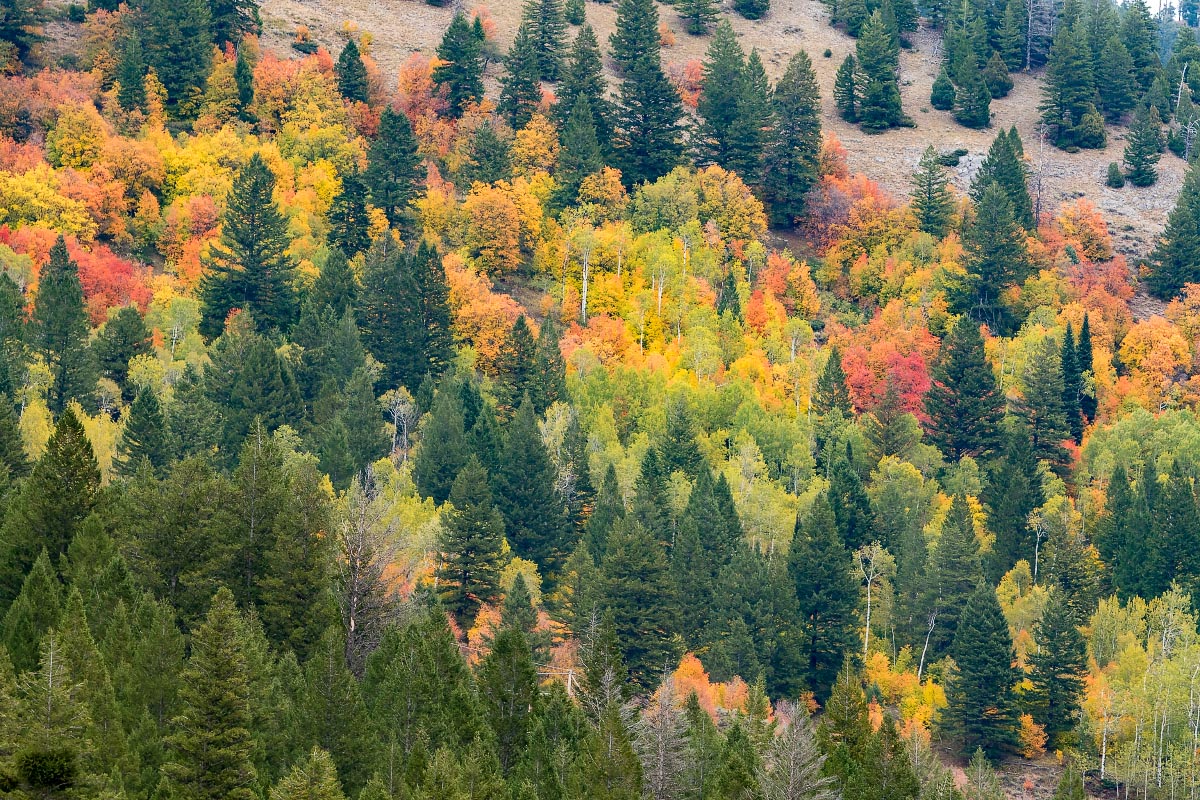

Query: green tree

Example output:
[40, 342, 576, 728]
[855, 11, 905, 131]
[984, 423, 1043, 579]
[414, 384, 469, 505]
[1078, 313, 1096, 422]
[0, 0, 43, 66]
[565, 0, 585, 24]
[764, 50, 823, 227]
[1120, 0, 1159, 92]
[433, 13, 484, 118]
[958, 182, 1029, 334]
[524, 0, 568, 80]
[478, 627, 539, 772]
[500, 26, 543, 128]
[1, 549, 61, 672]
[971, 128, 1033, 228]
[926, 495, 984, 657]
[200, 153, 298, 337]
[437, 456, 507, 626]
[530, 317, 567, 415]
[943, 583, 1017, 759]
[460, 121, 513, 186]
[310, 249, 358, 317]
[162, 587, 257, 800]
[1040, 21, 1103, 150]
[1061, 324, 1083, 443]
[556, 95, 604, 206]
[235, 44, 254, 109]
[911, 144, 954, 237]
[1018, 335, 1070, 474]
[32, 236, 95, 415]
[116, 32, 148, 110]
[141, 0, 212, 113]
[829, 443, 875, 551]
[835, 55, 862, 121]
[335, 38, 369, 103]
[1123, 103, 1164, 187]
[953, 66, 992, 128]
[1147, 165, 1200, 298]
[328, 170, 371, 259]
[205, 329, 304, 453]
[1052, 761, 1085, 800]
[734, 0, 769, 19]
[94, 304, 151, 403]
[269, 747, 347, 800]
[1096, 35, 1137, 122]
[0, 395, 29, 478]
[983, 51, 1013, 98]
[300, 629, 376, 793]
[364, 107, 422, 228]
[930, 66, 955, 111]
[1028, 589, 1086, 747]
[696, 21, 747, 167]
[925, 317, 1003, 460]
[116, 387, 169, 477]
[557, 25, 613, 147]
[495, 315, 537, 414]
[726, 49, 772, 185]
[680, 0, 718, 35]
[209, 0, 259, 47]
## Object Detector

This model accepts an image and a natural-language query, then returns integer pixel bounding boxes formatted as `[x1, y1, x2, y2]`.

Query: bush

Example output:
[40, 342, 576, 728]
[291, 40, 319, 54]
[937, 148, 968, 167]
[66, 3, 86, 21]
[931, 67, 955, 111]
[1106, 162, 1125, 187]
[734, 0, 769, 19]
[824, 48, 832, 57]
[15, 749, 78, 792]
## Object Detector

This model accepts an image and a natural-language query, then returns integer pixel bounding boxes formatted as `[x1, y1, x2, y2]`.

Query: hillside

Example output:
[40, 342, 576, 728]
[257, 0, 1187, 255]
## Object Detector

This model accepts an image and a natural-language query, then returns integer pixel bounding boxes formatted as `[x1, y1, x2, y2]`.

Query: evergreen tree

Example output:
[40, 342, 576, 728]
[567, 701, 642, 800]
[734, 0, 769, 19]
[855, 11, 905, 131]
[1096, 35, 1137, 122]
[1147, 165, 1200, 298]
[726, 49, 772, 185]
[94, 304, 151, 403]
[1123, 103, 1164, 187]
[864, 377, 922, 460]
[930, 65, 955, 111]
[269, 748, 347, 800]
[0, 395, 29, 478]
[925, 317, 1004, 460]
[200, 153, 298, 337]
[557, 25, 613, 147]
[958, 181, 1029, 334]
[116, 32, 148, 111]
[460, 121, 513, 186]
[1, 549, 61, 672]
[364, 107, 421, 228]
[334, 38, 369, 103]
[984, 423, 1043, 579]
[1040, 21, 1103, 150]
[764, 50, 823, 227]
[235, 44, 254, 110]
[943, 583, 1017, 759]
[1052, 761, 1086, 800]
[141, 0, 212, 113]
[413, 385, 469, 505]
[209, 0, 259, 46]
[530, 318, 567, 415]
[478, 627, 540, 772]
[205, 330, 303, 453]
[597, 516, 680, 691]
[829, 443, 875, 551]
[953, 66, 992, 128]
[162, 587, 257, 800]
[1061, 324, 1083, 443]
[433, 13, 485, 118]
[32, 236, 95, 415]
[983, 51, 1013, 98]
[556, 94, 605, 207]
[680, 0, 719, 35]
[1078, 314, 1096, 421]
[500, 26, 543, 128]
[328, 170, 371, 259]
[1028, 589, 1087, 747]
[911, 144, 955, 237]
[1018, 335, 1070, 474]
[1119, 0, 1159, 92]
[565, 0, 585, 24]
[814, 346, 852, 418]
[0, 0, 42, 65]
[971, 128, 1033, 228]
[437, 456, 507, 626]
[524, 0, 568, 80]
[696, 21, 747, 166]
[926, 495, 984, 657]
[116, 387, 169, 477]
[835, 55, 862, 121]
[310, 249, 358, 317]
[759, 708, 837, 800]
[788, 493, 859, 701]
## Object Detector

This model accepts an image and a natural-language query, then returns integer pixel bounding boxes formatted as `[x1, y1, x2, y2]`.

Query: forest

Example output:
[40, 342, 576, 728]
[2, 0, 1200, 795]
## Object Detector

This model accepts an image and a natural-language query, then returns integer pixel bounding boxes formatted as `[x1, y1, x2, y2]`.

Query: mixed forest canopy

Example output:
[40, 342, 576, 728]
[2, 0, 1200, 797]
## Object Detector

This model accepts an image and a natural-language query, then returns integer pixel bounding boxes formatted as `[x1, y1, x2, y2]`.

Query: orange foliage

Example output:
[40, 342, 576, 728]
[834, 301, 935, 414]
[802, 172, 896, 254]
[560, 314, 633, 367]
[443, 252, 525, 373]
[756, 250, 820, 318]
[468, 6, 498, 40]
[669, 653, 752, 722]
[819, 133, 850, 179]
[396, 54, 453, 158]
[1018, 713, 1048, 758]
[1053, 199, 1114, 262]
[668, 60, 703, 109]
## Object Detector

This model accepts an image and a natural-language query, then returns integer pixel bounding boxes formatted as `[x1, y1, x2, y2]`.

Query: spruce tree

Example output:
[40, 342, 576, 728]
[944, 583, 1017, 759]
[141, 0, 212, 113]
[556, 94, 604, 207]
[930, 66, 955, 111]
[734, 0, 769, 18]
[524, 0, 568, 80]
[1061, 324, 1083, 443]
[565, 0, 585, 24]
[334, 38, 369, 103]
[461, 122, 513, 186]
[269, 748, 347, 800]
[200, 153, 298, 337]
[726, 49, 772, 185]
[500, 26, 544, 129]
[478, 627, 540, 772]
[911, 144, 955, 237]
[829, 443, 875, 551]
[556, 25, 613, 147]
[94, 304, 151, 403]
[328, 170, 371, 259]
[1018, 335, 1070, 474]
[364, 107, 421, 228]
[1120, 0, 1159, 92]
[925, 317, 1003, 460]
[680, 0, 719, 35]
[437, 456, 507, 626]
[1096, 35, 1137, 122]
[1078, 314, 1096, 421]
[0, 395, 29, 478]
[696, 21, 747, 167]
[971, 128, 1033, 228]
[433, 13, 485, 118]
[1147, 164, 1200, 298]
[855, 10, 905, 131]
[1, 549, 62, 672]
[33, 236, 95, 415]
[209, 0, 259, 47]
[764, 50, 823, 227]
[310, 249, 358, 316]
[953, 66, 992, 128]
[984, 422, 1043, 579]
[235, 44, 254, 110]
[983, 51, 1013, 98]
[117, 387, 168, 477]
[413, 385, 469, 505]
[925, 495, 984, 657]
[788, 493, 859, 701]
[835, 55, 862, 121]
[1028, 589, 1087, 747]
[1053, 762, 1086, 800]
[1040, 21, 1102, 150]
[1123, 103, 1164, 187]
[162, 588, 257, 800]
[116, 32, 148, 112]
[958, 182, 1029, 334]
[530, 318, 567, 415]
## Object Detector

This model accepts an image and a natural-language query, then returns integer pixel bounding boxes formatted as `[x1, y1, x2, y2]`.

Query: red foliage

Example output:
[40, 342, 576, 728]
[830, 301, 935, 416]
[0, 136, 45, 173]
[0, 70, 100, 140]
[801, 172, 894, 251]
[667, 60, 703, 109]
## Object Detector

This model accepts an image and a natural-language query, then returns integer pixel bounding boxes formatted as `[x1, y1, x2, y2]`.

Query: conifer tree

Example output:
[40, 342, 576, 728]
[94, 304, 151, 403]
[162, 587, 257, 800]
[141, 0, 212, 113]
[33, 236, 95, 414]
[364, 108, 421, 228]
[567, 701, 642, 799]
[958, 182, 1029, 333]
[911, 144, 955, 237]
[1028, 589, 1087, 747]
[680, 0, 719, 35]
[835, 54, 862, 121]
[1052, 761, 1086, 800]
[734, 0, 769, 19]
[557, 25, 613, 147]
[328, 171, 371, 260]
[788, 493, 859, 701]
[433, 13, 484, 117]
[930, 65, 955, 111]
[814, 346, 852, 419]
[1040, 21, 1102, 150]
[117, 387, 168, 477]
[414, 385, 469, 505]
[530, 318, 567, 415]
[764, 50, 823, 227]
[1120, 0, 1159, 92]
[926, 495, 983, 656]
[1078, 314, 1096, 421]
[1096, 35, 1137, 122]
[556, 94, 604, 205]
[0, 395, 29, 478]
[565, 0, 585, 24]
[310, 249, 358, 316]
[697, 21, 747, 166]
[460, 121, 513, 186]
[524, 0, 568, 80]
[726, 49, 772, 185]
[983, 51, 1013, 98]
[500, 26, 543, 129]
[298, 631, 376, 794]
[953, 66, 992, 128]
[437, 456, 507, 626]
[334, 38, 369, 103]
[1147, 165, 1200, 298]
[116, 32, 148, 111]
[1123, 103, 1164, 187]
[855, 11, 905, 131]
[820, 664, 873, 796]
[209, 0, 259, 47]
[1018, 335, 1070, 473]
[478, 627, 540, 772]
[944, 583, 1017, 758]
[925, 317, 1003, 460]
[1061, 324, 1083, 443]
[1, 549, 61, 672]
[971, 128, 1033, 228]
[235, 45, 254, 110]
[269, 747, 347, 800]
[200, 153, 298, 337]
[984, 423, 1043, 579]
[864, 378, 922, 460]
[829, 443, 875, 551]
[205, 330, 304, 452]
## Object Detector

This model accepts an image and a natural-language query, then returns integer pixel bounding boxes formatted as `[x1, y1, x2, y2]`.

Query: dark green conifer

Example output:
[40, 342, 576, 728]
[679, 0, 719, 35]
[1061, 324, 1083, 443]
[984, 422, 1043, 579]
[1018, 335, 1070, 474]
[94, 304, 151, 403]
[1078, 314, 1096, 421]
[958, 182, 1029, 333]
[500, 26, 543, 129]
[1123, 103, 1164, 187]
[911, 145, 955, 237]
[930, 65, 955, 110]
[364, 107, 422, 228]
[971, 128, 1033, 228]
[953, 66, 992, 128]
[116, 387, 168, 477]
[141, 0, 212, 113]
[925, 495, 983, 656]
[413, 385, 469, 505]
[116, 32, 148, 111]
[495, 316, 538, 415]
[734, 0, 769, 19]
[33, 236, 95, 414]
[1028, 589, 1087, 747]
[556, 25, 613, 147]
[1119, 0, 1159, 92]
[209, 0, 259, 46]
[829, 443, 875, 551]
[835, 54, 862, 120]
[478, 627, 539, 772]
[1147, 165, 1200, 299]
[855, 11, 905, 131]
[764, 50, 823, 227]
[696, 21, 747, 166]
[437, 456, 507, 626]
[983, 51, 1012, 98]
[1, 549, 61, 672]
[524, 0, 568, 80]
[235, 45, 254, 110]
[944, 583, 1017, 759]
[1040, 21, 1102, 150]
[334, 38, 369, 103]
[1096, 35, 1137, 122]
[726, 49, 772, 185]
[0, 395, 29, 478]
[328, 170, 371, 258]
[565, 0, 585, 25]
[433, 13, 485, 118]
[461, 122, 513, 186]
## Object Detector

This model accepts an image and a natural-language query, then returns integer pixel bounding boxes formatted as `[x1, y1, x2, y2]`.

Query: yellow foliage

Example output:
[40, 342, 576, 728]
[46, 102, 110, 169]
[461, 183, 522, 276]
[1018, 713, 1048, 758]
[19, 398, 53, 462]
[0, 167, 98, 240]
[510, 114, 559, 179]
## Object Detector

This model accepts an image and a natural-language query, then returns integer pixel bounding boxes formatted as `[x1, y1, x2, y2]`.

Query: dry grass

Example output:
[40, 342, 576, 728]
[257, 0, 1185, 256]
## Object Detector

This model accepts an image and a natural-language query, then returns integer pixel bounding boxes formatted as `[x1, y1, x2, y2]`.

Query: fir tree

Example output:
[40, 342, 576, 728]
[864, 378, 922, 460]
[610, 0, 659, 70]
[500, 26, 543, 128]
[926, 495, 984, 656]
[413, 385, 469, 505]
[524, 0, 568, 80]
[334, 38, 369, 103]
[1040, 21, 1102, 150]
[557, 25, 613, 147]
[829, 443, 875, 551]
[958, 181, 1029, 334]
[556, 94, 604, 207]
[726, 49, 772, 185]
[971, 128, 1034, 228]
[930, 66, 955, 111]
[1123, 103, 1164, 187]
[734, 0, 769, 19]
[788, 493, 859, 701]
[1096, 35, 1137, 122]
[680, 0, 719, 35]
[94, 304, 151, 403]
[433, 13, 485, 118]
[943, 583, 1017, 759]
[33, 236, 95, 415]
[696, 21, 747, 167]
[565, 0, 585, 24]
[815, 346, 853, 418]
[269, 747, 347, 800]
[478, 627, 540, 771]
[162, 588, 258, 800]
[530, 318, 567, 415]
[1052, 761, 1086, 800]
[235, 44, 254, 110]
[116, 387, 169, 477]
[911, 144, 955, 237]
[764, 50, 823, 227]
[310, 249, 358, 317]
[1147, 165, 1200, 298]
[205, 330, 303, 453]
[835, 55, 862, 121]
[1018, 335, 1070, 474]
[364, 107, 421, 228]
[141, 0, 212, 113]
[1078, 314, 1097, 421]
[953, 66, 992, 128]
[116, 32, 148, 111]
[925, 316, 1004, 461]
[328, 170, 371, 259]
[1061, 324, 1083, 443]
[437, 456, 507, 626]
[1119, 0, 1159, 92]
[1, 549, 61, 672]
[983, 51, 1013, 98]
[0, 395, 29, 478]
[855, 11, 905, 131]
[199, 153, 298, 337]
[984, 423, 1043, 579]
[460, 121, 512, 186]
[1028, 589, 1087, 747]
[209, 0, 259, 46]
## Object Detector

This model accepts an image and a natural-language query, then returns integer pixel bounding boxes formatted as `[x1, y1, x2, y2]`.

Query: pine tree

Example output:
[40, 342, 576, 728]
[565, 0, 585, 24]
[958, 181, 1029, 334]
[855, 11, 905, 131]
[984, 423, 1043, 579]
[116, 32, 148, 111]
[1, 549, 61, 672]
[1147, 165, 1200, 298]
[788, 493, 859, 701]
[680, 0, 719, 35]
[1078, 314, 1096, 421]
[925, 317, 1004, 460]
[1028, 589, 1086, 747]
[1061, 324, 1083, 443]
[556, 94, 604, 208]
[835, 55, 862, 121]
[500, 26, 543, 128]
[726, 49, 772, 185]
[141, 0, 212, 113]
[1096, 35, 1137, 122]
[117, 387, 168, 477]
[328, 170, 371, 259]
[1040, 21, 1102, 150]
[94, 304, 151, 403]
[759, 707, 837, 800]
[478, 627, 540, 771]
[269, 747, 347, 800]
[334, 38, 369, 103]
[926, 495, 984, 657]
[33, 236, 95, 415]
[983, 51, 1013, 98]
[557, 25, 613, 147]
[971, 128, 1033, 228]
[530, 319, 567, 415]
[433, 13, 484, 117]
[815, 346, 852, 418]
[597, 516, 680, 691]
[764, 50, 823, 227]
[930, 65, 955, 111]
[200, 153, 298, 337]
[524, 0, 568, 80]
[364, 107, 421, 228]
[162, 587, 257, 800]
[437, 456, 508, 626]
[1123, 103, 1164, 187]
[610, 0, 659, 70]
[567, 701, 642, 800]
[697, 21, 747, 166]
[943, 583, 1017, 759]
[205, 331, 303, 452]
[911, 144, 955, 237]
[310, 249, 358, 316]
[413, 385, 469, 505]
[953, 66, 992, 128]
[1018, 335, 1070, 474]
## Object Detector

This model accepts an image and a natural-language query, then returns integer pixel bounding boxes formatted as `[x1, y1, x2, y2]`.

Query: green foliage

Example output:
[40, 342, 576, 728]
[911, 145, 954, 238]
[971, 128, 1033, 229]
[269, 747, 347, 800]
[565, 0, 584, 25]
[433, 13, 485, 118]
[953, 66, 992, 129]
[1123, 104, 1164, 187]
[1147, 165, 1200, 298]
[958, 181, 1030, 334]
[1018, 335, 1070, 474]
[335, 39, 369, 104]
[679, 0, 719, 35]
[33, 237, 95, 414]
[855, 11, 905, 131]
[365, 108, 422, 229]
[982, 51, 1012, 98]
[1041, 21, 1104, 151]
[930, 66, 955, 111]
[944, 584, 1017, 759]
[117, 387, 169, 477]
[499, 26, 543, 128]
[94, 305, 151, 403]
[141, 0, 211, 113]
[437, 456, 507, 626]
[697, 21, 747, 167]
[1097, 35, 1137, 122]
[764, 50, 823, 227]
[734, 0, 769, 19]
[925, 317, 1004, 461]
[557, 25, 613, 147]
[1029, 590, 1087, 747]
[523, 0, 568, 80]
